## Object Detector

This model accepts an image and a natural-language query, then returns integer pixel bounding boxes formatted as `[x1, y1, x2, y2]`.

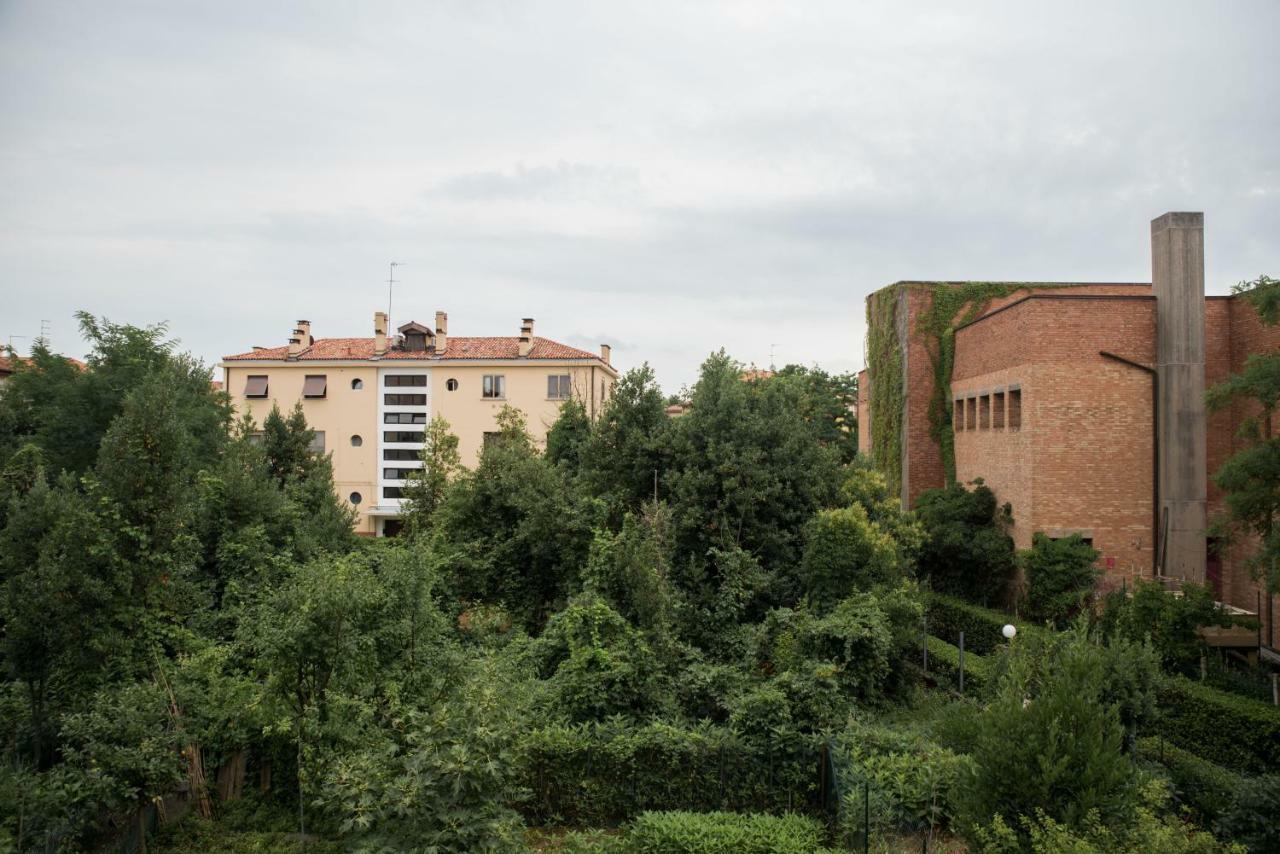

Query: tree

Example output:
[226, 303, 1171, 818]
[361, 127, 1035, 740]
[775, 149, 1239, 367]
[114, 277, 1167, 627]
[545, 397, 592, 472]
[400, 415, 462, 538]
[798, 504, 902, 610]
[578, 364, 670, 513]
[914, 479, 1016, 605]
[772, 365, 859, 463]
[1021, 533, 1100, 625]
[1206, 274, 1280, 593]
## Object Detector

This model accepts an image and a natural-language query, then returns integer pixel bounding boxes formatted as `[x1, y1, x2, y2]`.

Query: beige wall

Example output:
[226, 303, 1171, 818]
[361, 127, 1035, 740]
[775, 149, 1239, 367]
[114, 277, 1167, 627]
[223, 359, 616, 534]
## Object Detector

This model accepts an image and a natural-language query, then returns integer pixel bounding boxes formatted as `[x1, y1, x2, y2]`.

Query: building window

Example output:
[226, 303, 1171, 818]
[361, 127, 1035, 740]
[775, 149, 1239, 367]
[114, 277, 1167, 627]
[953, 399, 964, 432]
[1009, 388, 1022, 430]
[966, 397, 977, 431]
[244, 375, 268, 398]
[979, 395, 991, 430]
[384, 393, 426, 406]
[446, 378, 459, 391]
[483, 375, 505, 399]
[483, 431, 502, 448]
[351, 378, 363, 390]
[548, 374, 572, 400]
[303, 375, 327, 398]
[382, 486, 404, 499]
[384, 375, 427, 387]
[247, 431, 265, 445]
[384, 412, 427, 424]
[309, 431, 325, 453]
[351, 434, 363, 447]
[993, 391, 1006, 429]
[349, 491, 362, 505]
[383, 467, 416, 480]
[383, 430, 424, 443]
[383, 448, 418, 460]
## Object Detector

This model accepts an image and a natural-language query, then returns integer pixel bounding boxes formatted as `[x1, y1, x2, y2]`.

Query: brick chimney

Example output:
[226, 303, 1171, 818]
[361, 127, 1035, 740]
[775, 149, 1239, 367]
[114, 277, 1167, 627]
[435, 311, 448, 354]
[519, 317, 534, 357]
[1152, 212, 1207, 583]
[600, 343, 611, 365]
[374, 311, 388, 357]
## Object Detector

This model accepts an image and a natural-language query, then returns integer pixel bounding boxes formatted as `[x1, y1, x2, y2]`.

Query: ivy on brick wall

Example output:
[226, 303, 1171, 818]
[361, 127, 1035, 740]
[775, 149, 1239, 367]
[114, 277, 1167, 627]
[867, 282, 1056, 489]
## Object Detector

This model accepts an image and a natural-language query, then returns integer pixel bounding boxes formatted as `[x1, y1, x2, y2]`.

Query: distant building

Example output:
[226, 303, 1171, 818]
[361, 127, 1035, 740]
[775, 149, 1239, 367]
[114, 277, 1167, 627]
[221, 311, 617, 536]
[858, 212, 1279, 645]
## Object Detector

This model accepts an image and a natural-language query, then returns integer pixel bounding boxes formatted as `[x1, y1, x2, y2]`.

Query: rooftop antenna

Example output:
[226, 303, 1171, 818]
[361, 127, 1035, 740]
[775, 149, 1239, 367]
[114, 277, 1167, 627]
[386, 262, 405, 329]
[769, 343, 776, 372]
[39, 319, 50, 347]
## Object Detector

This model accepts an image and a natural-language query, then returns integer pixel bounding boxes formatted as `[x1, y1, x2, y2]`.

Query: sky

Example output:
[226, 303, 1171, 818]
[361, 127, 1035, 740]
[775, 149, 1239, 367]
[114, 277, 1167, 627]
[1, 1, 1277, 392]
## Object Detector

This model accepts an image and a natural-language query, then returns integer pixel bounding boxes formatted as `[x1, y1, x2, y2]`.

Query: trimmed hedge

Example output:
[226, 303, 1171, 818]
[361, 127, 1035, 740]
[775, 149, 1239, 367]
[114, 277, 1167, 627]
[627, 811, 828, 853]
[1135, 736, 1243, 824]
[924, 635, 991, 693]
[520, 720, 819, 826]
[924, 593, 1044, 655]
[1158, 676, 1280, 775]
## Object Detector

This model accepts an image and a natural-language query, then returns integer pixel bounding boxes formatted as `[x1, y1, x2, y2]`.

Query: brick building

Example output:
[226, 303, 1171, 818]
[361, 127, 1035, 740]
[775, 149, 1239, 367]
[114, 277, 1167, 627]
[857, 213, 1278, 645]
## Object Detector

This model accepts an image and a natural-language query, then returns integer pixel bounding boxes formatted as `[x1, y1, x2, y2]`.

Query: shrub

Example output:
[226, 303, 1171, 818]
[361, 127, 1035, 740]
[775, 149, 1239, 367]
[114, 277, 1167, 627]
[798, 504, 901, 609]
[626, 810, 827, 854]
[1098, 579, 1227, 675]
[1021, 532, 1100, 625]
[1135, 737, 1243, 825]
[925, 593, 1037, 655]
[924, 635, 991, 694]
[914, 480, 1016, 604]
[1159, 676, 1280, 774]
[1216, 774, 1280, 853]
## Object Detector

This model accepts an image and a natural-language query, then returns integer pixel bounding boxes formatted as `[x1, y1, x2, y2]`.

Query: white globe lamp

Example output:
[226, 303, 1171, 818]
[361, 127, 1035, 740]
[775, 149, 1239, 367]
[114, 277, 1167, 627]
[1002, 624, 1017, 640]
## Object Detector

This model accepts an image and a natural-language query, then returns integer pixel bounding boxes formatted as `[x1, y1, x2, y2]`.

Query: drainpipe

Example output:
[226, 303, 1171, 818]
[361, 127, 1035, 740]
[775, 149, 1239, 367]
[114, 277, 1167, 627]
[1100, 351, 1160, 578]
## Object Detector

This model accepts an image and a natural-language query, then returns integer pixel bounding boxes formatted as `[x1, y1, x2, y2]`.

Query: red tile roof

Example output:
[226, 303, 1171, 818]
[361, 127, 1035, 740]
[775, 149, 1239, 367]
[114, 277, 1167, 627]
[223, 336, 605, 363]
[0, 355, 86, 374]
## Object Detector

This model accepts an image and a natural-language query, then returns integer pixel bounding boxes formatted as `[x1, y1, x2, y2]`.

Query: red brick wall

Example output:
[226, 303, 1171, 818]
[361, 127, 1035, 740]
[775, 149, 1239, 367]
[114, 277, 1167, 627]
[952, 297, 1157, 586]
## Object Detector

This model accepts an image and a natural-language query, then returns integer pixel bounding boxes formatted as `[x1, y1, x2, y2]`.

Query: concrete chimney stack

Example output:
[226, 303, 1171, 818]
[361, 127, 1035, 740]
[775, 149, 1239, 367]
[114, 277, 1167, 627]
[296, 320, 312, 345]
[374, 311, 388, 357]
[1152, 211, 1207, 583]
[519, 317, 534, 357]
[435, 311, 448, 354]
[600, 343, 611, 365]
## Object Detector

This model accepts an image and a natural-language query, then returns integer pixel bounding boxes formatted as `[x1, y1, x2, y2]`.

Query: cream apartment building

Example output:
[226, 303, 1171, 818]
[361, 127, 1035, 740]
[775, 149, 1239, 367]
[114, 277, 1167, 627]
[222, 311, 617, 536]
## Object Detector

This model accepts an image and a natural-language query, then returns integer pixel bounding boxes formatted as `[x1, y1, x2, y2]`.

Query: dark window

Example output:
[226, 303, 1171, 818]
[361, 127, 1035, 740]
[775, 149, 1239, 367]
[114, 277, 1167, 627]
[966, 397, 977, 431]
[244, 375, 268, 398]
[993, 392, 1006, 429]
[446, 378, 459, 391]
[483, 374, 505, 399]
[384, 393, 426, 406]
[303, 375, 327, 398]
[384, 412, 427, 424]
[247, 431, 265, 445]
[384, 375, 427, 387]
[349, 491, 362, 505]
[1009, 388, 1022, 430]
[383, 449, 419, 461]
[308, 432, 325, 453]
[383, 431, 424, 443]
[351, 434, 363, 447]
[953, 399, 964, 432]
[979, 395, 991, 430]
[351, 378, 364, 390]
[383, 467, 416, 480]
[382, 519, 404, 537]
[483, 431, 502, 448]
[548, 374, 572, 399]
[382, 486, 404, 499]
[404, 332, 428, 352]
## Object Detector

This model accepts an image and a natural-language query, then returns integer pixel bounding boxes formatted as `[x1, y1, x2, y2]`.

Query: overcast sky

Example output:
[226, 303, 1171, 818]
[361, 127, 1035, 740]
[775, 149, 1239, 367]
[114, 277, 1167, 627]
[2, 1, 1277, 391]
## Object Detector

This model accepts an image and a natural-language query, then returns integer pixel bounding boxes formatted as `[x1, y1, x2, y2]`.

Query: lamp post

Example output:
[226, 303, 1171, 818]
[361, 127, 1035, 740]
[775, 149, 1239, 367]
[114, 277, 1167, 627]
[1002, 624, 1017, 641]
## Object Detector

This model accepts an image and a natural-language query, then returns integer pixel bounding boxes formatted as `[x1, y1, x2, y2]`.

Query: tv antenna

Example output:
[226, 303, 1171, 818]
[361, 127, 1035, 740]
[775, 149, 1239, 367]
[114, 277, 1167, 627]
[386, 262, 405, 329]
[769, 343, 776, 372]
[39, 319, 50, 347]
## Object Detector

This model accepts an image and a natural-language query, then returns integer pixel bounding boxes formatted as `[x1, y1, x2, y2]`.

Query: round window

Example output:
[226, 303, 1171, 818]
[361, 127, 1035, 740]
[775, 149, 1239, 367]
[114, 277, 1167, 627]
[351, 378, 364, 390]
[351, 434, 363, 447]
[349, 492, 362, 505]
[446, 378, 459, 391]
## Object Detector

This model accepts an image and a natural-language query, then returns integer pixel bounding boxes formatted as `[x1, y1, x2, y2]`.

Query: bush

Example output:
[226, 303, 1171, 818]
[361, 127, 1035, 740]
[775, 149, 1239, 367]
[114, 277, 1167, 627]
[925, 593, 1037, 655]
[1135, 737, 1243, 826]
[914, 480, 1016, 604]
[1216, 774, 1280, 853]
[626, 810, 827, 854]
[798, 504, 902, 608]
[1159, 676, 1280, 774]
[925, 635, 991, 694]
[1021, 533, 1100, 625]
[520, 720, 818, 826]
[1098, 580, 1227, 675]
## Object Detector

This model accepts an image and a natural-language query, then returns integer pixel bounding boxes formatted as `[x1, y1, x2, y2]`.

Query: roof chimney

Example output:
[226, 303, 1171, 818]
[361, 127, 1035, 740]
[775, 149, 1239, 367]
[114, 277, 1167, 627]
[287, 336, 303, 359]
[519, 317, 534, 357]
[374, 311, 388, 357]
[435, 311, 448, 354]
[600, 343, 611, 365]
[296, 320, 312, 345]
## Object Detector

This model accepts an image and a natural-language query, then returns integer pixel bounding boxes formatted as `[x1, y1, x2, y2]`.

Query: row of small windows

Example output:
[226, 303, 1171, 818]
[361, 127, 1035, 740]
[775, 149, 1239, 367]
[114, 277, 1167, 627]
[243, 373, 575, 399]
[954, 388, 1022, 432]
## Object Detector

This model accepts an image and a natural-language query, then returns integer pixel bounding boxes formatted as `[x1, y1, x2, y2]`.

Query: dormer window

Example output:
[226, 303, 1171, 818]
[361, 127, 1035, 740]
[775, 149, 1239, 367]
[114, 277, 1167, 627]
[397, 321, 434, 353]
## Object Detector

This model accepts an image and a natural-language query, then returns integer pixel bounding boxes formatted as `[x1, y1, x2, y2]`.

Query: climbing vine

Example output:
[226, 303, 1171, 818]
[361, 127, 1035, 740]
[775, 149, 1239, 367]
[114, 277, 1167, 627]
[866, 285, 905, 496]
[867, 282, 1060, 489]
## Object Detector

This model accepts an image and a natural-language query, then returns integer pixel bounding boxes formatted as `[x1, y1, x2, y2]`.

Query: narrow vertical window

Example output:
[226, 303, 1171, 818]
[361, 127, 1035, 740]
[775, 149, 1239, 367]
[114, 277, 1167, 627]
[954, 399, 964, 432]
[993, 391, 1006, 429]
[979, 395, 991, 430]
[966, 397, 977, 431]
[1008, 388, 1022, 430]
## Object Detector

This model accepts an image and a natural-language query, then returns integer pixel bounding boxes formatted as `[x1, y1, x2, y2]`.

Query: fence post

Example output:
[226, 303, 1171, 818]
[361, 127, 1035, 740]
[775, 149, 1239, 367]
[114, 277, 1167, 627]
[958, 631, 965, 696]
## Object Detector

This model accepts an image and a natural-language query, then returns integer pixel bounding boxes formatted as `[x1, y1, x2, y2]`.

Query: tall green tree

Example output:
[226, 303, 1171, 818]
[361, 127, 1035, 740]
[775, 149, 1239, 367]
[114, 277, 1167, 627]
[400, 415, 462, 538]
[578, 364, 670, 512]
